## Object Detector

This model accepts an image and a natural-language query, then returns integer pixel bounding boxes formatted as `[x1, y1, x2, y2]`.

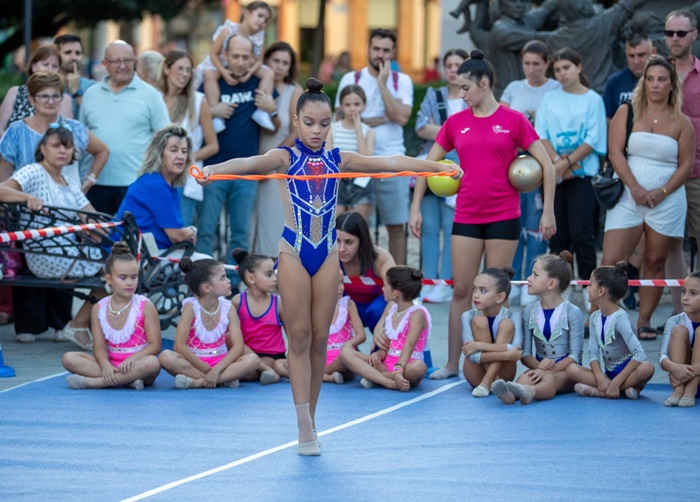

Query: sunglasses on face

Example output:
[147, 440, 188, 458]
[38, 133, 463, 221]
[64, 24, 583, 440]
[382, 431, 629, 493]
[664, 29, 697, 38]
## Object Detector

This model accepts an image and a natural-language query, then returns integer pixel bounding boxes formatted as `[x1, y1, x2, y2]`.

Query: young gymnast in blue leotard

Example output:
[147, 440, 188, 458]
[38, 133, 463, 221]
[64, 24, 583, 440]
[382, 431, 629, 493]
[199, 78, 462, 455]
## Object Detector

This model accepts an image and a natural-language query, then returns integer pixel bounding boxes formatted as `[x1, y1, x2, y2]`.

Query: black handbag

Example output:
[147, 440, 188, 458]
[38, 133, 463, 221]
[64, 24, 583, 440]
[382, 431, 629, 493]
[591, 103, 634, 210]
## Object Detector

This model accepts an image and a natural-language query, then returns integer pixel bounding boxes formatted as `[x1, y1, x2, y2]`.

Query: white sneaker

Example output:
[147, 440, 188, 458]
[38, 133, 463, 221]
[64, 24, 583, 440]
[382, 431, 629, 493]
[252, 109, 275, 131]
[520, 286, 538, 306]
[509, 284, 521, 307]
[420, 285, 435, 301]
[212, 117, 226, 133]
[425, 284, 453, 303]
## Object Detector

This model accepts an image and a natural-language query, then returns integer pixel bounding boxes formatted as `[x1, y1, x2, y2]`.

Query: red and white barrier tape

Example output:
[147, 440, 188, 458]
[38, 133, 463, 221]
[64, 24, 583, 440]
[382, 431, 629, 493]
[149, 257, 685, 288]
[0, 221, 122, 244]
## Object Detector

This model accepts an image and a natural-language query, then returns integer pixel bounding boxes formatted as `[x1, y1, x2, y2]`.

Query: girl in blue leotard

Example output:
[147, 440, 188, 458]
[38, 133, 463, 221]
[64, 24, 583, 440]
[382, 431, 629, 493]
[199, 78, 462, 456]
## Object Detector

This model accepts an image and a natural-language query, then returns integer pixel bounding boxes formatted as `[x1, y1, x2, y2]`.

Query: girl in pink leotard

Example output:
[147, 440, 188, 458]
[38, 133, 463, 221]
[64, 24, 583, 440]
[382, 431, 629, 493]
[324, 271, 365, 384]
[62, 243, 162, 390]
[340, 266, 431, 391]
[232, 248, 289, 384]
[159, 257, 260, 389]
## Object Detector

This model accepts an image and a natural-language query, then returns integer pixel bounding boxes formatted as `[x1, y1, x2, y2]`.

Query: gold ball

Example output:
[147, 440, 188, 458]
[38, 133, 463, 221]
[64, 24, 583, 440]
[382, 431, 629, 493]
[508, 155, 543, 192]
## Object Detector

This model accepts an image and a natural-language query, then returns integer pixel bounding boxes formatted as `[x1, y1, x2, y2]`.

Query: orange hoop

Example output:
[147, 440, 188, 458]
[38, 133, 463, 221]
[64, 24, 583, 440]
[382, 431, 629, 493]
[188, 165, 458, 182]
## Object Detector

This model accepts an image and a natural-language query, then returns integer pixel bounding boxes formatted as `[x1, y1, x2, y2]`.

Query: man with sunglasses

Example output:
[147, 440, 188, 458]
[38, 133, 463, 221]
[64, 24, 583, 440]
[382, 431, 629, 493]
[664, 10, 700, 310]
[79, 41, 169, 215]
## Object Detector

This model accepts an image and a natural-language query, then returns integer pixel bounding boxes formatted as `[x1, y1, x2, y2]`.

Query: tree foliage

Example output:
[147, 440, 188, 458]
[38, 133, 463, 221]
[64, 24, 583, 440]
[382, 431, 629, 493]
[0, 0, 217, 60]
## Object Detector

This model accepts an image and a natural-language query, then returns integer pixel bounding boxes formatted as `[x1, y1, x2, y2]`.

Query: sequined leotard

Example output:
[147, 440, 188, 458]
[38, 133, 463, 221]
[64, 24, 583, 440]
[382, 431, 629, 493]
[278, 139, 341, 276]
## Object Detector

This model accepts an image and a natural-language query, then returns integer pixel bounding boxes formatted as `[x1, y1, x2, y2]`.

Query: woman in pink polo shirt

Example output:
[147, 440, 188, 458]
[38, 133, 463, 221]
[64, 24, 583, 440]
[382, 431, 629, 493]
[410, 49, 557, 381]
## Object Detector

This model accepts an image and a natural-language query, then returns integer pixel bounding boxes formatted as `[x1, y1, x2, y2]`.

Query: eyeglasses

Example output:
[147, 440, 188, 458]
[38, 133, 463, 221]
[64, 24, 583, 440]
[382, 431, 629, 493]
[664, 29, 697, 38]
[35, 93, 63, 103]
[105, 58, 136, 66]
[49, 122, 73, 132]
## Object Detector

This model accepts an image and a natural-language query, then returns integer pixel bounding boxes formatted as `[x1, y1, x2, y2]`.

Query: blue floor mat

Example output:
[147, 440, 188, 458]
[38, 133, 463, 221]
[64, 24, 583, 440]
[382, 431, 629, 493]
[2, 374, 698, 501]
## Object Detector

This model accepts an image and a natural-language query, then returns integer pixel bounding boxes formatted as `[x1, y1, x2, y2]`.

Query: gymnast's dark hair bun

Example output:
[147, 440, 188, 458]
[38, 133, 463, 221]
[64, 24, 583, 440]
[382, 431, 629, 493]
[111, 242, 131, 255]
[502, 266, 515, 280]
[232, 248, 249, 264]
[306, 77, 324, 93]
[559, 250, 573, 265]
[470, 49, 485, 60]
[179, 256, 194, 274]
[411, 269, 424, 281]
[614, 261, 628, 276]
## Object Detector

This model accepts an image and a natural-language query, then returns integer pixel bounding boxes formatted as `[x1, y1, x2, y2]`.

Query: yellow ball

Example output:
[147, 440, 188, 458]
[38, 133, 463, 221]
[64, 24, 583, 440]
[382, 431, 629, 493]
[508, 155, 543, 192]
[427, 159, 461, 197]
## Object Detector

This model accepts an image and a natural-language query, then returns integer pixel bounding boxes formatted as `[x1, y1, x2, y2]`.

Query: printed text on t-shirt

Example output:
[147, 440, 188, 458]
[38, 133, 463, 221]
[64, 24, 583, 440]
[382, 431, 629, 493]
[222, 91, 254, 104]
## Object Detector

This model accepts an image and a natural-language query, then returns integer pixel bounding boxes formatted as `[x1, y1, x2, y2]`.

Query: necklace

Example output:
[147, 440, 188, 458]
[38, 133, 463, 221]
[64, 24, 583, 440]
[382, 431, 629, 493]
[200, 300, 220, 317]
[108, 297, 133, 316]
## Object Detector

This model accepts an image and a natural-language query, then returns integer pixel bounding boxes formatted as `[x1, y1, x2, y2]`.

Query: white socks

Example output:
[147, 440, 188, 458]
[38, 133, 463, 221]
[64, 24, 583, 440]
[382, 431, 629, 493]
[295, 402, 315, 444]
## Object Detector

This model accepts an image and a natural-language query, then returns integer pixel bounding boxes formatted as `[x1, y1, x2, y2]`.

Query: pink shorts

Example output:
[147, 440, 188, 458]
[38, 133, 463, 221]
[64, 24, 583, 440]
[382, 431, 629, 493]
[201, 355, 226, 368]
[325, 349, 341, 367]
[382, 355, 423, 372]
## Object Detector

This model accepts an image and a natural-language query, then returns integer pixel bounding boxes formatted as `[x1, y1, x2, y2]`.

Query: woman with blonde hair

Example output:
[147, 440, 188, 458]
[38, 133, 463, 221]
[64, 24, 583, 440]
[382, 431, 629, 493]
[602, 55, 695, 339]
[116, 125, 198, 250]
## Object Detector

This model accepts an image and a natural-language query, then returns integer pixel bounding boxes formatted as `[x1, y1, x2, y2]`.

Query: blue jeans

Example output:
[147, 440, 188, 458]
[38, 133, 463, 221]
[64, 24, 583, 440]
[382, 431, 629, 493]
[420, 194, 454, 280]
[195, 179, 257, 285]
[177, 187, 199, 227]
[512, 189, 548, 280]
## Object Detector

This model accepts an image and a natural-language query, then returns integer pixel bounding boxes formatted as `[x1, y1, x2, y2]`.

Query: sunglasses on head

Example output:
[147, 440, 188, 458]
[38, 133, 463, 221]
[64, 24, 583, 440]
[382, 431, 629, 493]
[48, 122, 73, 132]
[664, 29, 697, 38]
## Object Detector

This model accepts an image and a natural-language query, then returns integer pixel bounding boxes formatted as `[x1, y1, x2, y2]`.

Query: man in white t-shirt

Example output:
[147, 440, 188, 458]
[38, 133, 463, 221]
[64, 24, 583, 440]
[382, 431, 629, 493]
[336, 29, 414, 264]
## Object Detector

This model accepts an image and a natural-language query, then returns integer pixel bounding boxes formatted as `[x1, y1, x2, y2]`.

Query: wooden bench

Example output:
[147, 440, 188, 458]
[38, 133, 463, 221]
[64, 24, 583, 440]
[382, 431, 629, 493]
[0, 203, 193, 330]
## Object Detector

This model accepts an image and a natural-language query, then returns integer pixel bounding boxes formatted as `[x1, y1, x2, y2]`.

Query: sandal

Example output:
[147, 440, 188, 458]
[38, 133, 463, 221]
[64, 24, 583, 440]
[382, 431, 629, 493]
[60, 323, 94, 350]
[0, 312, 13, 326]
[637, 326, 657, 341]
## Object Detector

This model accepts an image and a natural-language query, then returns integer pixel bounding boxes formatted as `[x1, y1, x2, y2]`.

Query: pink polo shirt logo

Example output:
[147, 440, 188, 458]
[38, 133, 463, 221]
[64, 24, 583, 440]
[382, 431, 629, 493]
[493, 125, 511, 134]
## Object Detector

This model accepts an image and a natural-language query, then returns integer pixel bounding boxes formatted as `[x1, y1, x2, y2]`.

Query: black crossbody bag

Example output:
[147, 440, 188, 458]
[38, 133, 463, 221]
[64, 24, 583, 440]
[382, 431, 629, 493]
[591, 102, 634, 210]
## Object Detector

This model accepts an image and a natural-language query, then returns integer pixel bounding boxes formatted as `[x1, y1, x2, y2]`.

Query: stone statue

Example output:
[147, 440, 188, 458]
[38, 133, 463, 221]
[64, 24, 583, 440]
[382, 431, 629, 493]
[544, 0, 649, 93]
[466, 0, 559, 97]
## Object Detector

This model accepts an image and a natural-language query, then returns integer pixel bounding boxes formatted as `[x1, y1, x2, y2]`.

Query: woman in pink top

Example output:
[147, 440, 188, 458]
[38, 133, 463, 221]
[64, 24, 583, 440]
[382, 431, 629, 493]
[324, 271, 366, 384]
[410, 49, 557, 381]
[232, 248, 289, 384]
[159, 257, 260, 389]
[340, 266, 431, 391]
[62, 243, 162, 390]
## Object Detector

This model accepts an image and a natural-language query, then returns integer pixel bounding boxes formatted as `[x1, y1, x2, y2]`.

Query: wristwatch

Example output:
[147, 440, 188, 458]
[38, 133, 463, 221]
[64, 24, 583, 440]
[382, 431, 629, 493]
[188, 225, 198, 236]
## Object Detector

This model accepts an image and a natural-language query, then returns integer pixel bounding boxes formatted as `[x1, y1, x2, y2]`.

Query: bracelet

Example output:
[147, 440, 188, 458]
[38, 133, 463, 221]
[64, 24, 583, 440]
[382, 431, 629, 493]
[393, 363, 405, 374]
[662, 186, 668, 198]
[188, 225, 198, 236]
[270, 111, 279, 119]
[563, 155, 572, 169]
[86, 173, 98, 183]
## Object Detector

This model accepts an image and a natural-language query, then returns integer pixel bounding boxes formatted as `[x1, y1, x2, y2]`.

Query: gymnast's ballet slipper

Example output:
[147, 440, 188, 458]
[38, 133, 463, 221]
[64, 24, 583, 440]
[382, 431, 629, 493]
[298, 439, 321, 456]
[679, 396, 696, 408]
[360, 377, 374, 389]
[428, 367, 459, 380]
[471, 383, 490, 398]
[624, 387, 639, 400]
[507, 382, 534, 404]
[220, 379, 240, 388]
[175, 374, 193, 390]
[127, 379, 144, 391]
[66, 374, 87, 390]
[331, 371, 344, 384]
[260, 370, 279, 385]
[491, 379, 515, 404]
[574, 383, 602, 398]
[664, 395, 681, 407]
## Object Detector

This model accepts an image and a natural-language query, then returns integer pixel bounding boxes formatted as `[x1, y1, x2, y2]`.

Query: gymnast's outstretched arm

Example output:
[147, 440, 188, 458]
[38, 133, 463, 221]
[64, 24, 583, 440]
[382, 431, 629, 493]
[198, 149, 289, 185]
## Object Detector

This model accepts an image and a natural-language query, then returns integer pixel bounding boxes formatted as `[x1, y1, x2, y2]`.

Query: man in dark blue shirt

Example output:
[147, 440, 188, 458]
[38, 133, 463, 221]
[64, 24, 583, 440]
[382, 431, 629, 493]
[603, 33, 656, 122]
[195, 35, 267, 288]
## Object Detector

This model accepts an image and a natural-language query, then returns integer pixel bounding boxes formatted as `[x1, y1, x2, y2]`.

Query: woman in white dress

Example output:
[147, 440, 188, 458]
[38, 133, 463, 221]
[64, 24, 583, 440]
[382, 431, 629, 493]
[159, 49, 219, 226]
[249, 42, 303, 257]
[603, 55, 695, 339]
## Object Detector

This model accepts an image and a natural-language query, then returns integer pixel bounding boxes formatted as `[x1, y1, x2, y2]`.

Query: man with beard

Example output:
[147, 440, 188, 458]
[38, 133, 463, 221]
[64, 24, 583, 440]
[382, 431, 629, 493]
[335, 29, 414, 265]
[54, 34, 96, 117]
